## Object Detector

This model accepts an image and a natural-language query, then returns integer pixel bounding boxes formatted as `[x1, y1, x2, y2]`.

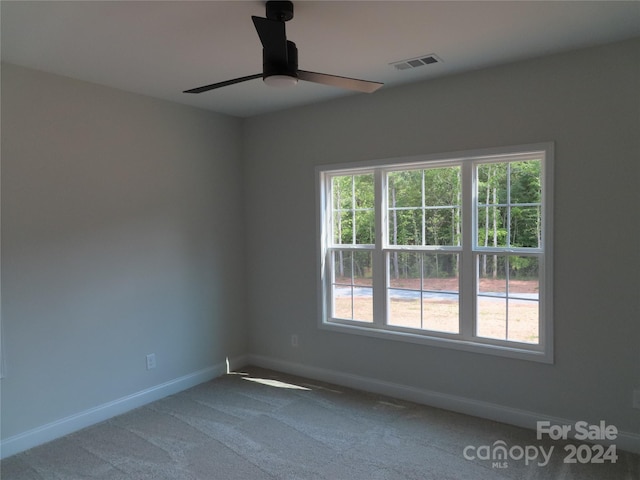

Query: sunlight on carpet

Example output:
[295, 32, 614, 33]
[241, 377, 312, 390]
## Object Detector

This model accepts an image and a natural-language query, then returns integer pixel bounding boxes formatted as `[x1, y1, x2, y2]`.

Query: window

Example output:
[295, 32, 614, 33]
[317, 144, 553, 362]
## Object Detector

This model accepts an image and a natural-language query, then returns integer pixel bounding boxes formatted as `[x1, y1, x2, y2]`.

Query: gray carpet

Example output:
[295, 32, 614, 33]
[2, 366, 638, 479]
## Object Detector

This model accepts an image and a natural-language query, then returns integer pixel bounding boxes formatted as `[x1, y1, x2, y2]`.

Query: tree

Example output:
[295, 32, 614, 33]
[477, 160, 542, 280]
[332, 174, 374, 281]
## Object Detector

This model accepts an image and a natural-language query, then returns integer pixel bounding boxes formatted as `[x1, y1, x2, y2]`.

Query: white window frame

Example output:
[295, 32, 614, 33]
[316, 143, 553, 363]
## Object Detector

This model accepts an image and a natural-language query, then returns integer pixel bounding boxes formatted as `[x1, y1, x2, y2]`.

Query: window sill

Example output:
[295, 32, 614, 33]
[319, 320, 553, 364]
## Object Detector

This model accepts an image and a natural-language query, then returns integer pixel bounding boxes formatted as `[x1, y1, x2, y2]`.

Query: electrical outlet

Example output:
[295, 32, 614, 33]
[146, 353, 156, 370]
[633, 388, 640, 409]
[291, 334, 299, 347]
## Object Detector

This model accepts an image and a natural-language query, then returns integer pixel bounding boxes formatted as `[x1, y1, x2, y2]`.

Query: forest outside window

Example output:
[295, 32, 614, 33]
[317, 144, 553, 362]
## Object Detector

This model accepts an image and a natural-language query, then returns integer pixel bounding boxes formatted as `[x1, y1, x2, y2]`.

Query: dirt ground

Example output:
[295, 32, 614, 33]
[333, 282, 539, 344]
[387, 276, 538, 294]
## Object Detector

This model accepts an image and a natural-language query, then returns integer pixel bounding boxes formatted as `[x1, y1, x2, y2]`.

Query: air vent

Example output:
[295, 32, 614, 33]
[390, 54, 442, 71]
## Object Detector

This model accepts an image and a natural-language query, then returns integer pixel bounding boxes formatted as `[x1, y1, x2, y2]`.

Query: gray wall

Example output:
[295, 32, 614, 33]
[242, 38, 640, 434]
[1, 64, 246, 439]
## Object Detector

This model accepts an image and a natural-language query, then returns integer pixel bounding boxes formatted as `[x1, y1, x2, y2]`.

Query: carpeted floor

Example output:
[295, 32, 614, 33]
[2, 366, 638, 479]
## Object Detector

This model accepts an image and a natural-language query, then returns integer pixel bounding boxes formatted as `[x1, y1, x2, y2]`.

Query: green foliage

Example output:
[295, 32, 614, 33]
[477, 159, 541, 249]
[389, 252, 459, 281]
[388, 167, 461, 246]
[476, 160, 541, 279]
[332, 174, 374, 245]
[331, 160, 542, 280]
[509, 255, 539, 279]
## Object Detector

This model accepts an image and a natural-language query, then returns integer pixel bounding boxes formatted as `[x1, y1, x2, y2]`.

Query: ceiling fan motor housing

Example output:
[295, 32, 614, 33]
[266, 1, 294, 22]
[263, 40, 298, 81]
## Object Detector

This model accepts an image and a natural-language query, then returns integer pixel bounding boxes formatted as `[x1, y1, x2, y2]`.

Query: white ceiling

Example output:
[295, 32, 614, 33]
[2, 1, 639, 118]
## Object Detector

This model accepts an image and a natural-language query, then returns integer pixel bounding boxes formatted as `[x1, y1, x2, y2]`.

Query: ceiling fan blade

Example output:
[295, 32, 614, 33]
[251, 16, 287, 65]
[183, 74, 263, 94]
[297, 70, 383, 93]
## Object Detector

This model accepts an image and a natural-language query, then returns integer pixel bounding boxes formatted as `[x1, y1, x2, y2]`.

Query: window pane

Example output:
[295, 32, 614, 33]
[333, 287, 373, 323]
[389, 252, 421, 289]
[477, 297, 507, 340]
[333, 285, 353, 319]
[388, 167, 460, 247]
[389, 209, 422, 245]
[388, 170, 422, 208]
[477, 160, 542, 249]
[478, 253, 507, 285]
[332, 285, 373, 322]
[423, 253, 458, 288]
[423, 253, 459, 333]
[510, 160, 541, 204]
[333, 210, 352, 244]
[477, 162, 508, 248]
[477, 163, 508, 204]
[353, 251, 373, 286]
[477, 206, 508, 247]
[423, 167, 461, 207]
[332, 250, 352, 321]
[477, 254, 507, 339]
[388, 289, 421, 328]
[354, 174, 375, 209]
[423, 294, 459, 333]
[507, 299, 538, 343]
[332, 174, 352, 244]
[387, 253, 460, 333]
[424, 167, 461, 246]
[333, 251, 353, 283]
[354, 209, 375, 245]
[476, 255, 540, 343]
[388, 252, 421, 328]
[332, 176, 352, 210]
[509, 256, 539, 300]
[510, 206, 541, 248]
[352, 287, 373, 322]
[425, 208, 459, 246]
[332, 250, 373, 323]
[508, 256, 539, 343]
[332, 173, 374, 245]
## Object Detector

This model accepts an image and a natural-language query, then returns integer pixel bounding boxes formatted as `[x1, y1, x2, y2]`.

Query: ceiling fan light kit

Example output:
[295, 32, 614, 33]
[184, 1, 383, 95]
[263, 75, 299, 87]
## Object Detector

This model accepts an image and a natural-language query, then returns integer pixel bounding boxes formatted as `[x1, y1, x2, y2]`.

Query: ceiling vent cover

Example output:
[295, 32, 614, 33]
[390, 54, 442, 71]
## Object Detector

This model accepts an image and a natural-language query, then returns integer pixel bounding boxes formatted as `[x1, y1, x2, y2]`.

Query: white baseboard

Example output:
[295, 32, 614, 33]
[1, 355, 248, 459]
[245, 354, 640, 455]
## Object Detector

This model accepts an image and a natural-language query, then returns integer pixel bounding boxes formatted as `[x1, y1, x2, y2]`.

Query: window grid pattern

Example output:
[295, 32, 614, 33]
[319, 145, 551, 361]
[473, 159, 542, 344]
[387, 167, 461, 247]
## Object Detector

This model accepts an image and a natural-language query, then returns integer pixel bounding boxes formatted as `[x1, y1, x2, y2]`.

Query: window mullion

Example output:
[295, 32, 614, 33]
[507, 162, 512, 248]
[460, 162, 475, 340]
[372, 169, 386, 327]
[421, 169, 426, 247]
[505, 255, 510, 340]
[351, 176, 356, 245]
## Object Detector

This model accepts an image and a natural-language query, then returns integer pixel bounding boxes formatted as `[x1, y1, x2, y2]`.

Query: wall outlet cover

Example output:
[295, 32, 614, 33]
[146, 353, 156, 370]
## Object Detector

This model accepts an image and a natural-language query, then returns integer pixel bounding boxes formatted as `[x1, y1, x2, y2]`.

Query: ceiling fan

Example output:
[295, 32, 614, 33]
[184, 1, 383, 94]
